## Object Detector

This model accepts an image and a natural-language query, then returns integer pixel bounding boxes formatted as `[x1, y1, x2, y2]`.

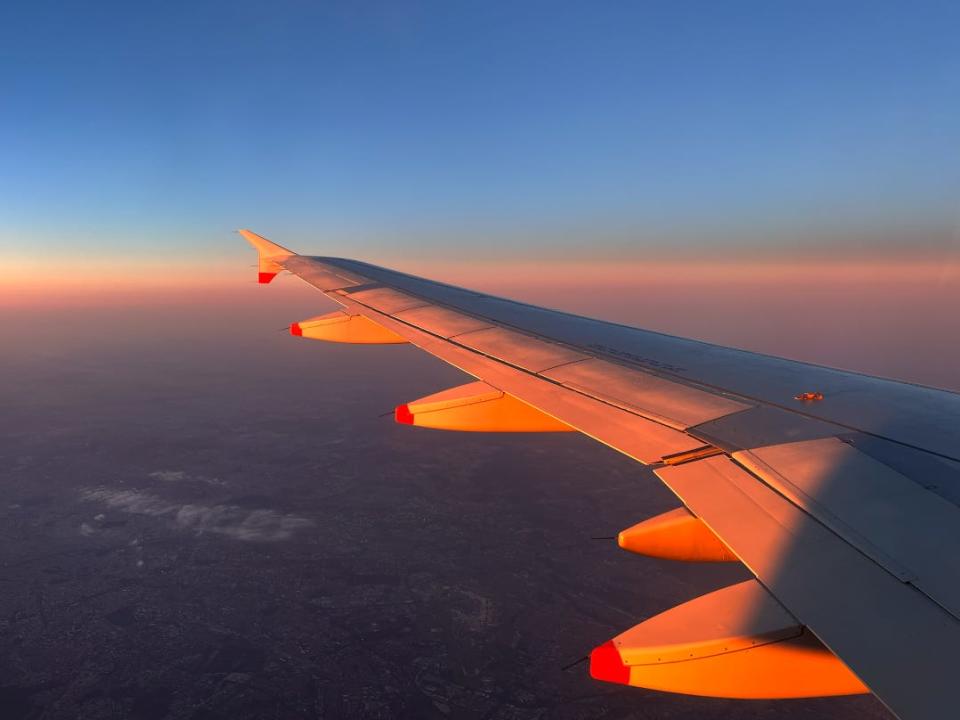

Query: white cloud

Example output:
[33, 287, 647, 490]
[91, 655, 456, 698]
[81, 488, 313, 542]
[149, 470, 187, 482]
[148, 470, 227, 487]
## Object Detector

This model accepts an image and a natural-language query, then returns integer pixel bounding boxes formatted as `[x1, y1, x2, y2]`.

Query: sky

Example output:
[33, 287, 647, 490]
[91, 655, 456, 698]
[2, 1, 960, 385]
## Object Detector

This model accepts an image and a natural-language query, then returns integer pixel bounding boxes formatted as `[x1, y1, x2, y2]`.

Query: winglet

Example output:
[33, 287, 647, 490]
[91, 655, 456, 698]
[238, 229, 296, 284]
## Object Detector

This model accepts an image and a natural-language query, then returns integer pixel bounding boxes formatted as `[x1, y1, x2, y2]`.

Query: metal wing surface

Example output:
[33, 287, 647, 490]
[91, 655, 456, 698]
[240, 230, 960, 720]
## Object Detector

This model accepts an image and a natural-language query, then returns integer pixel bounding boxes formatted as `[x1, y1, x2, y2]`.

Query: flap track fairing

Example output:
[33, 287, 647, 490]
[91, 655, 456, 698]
[618, 507, 737, 562]
[590, 580, 867, 699]
[291, 311, 408, 344]
[396, 381, 573, 432]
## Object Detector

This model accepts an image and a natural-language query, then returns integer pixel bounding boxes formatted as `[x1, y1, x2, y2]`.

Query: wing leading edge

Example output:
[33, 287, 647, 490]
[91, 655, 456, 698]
[239, 230, 960, 720]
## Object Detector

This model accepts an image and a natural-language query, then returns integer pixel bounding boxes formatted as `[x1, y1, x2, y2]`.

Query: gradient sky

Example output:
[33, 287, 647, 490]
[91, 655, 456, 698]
[2, 1, 960, 387]
[3, 1, 960, 259]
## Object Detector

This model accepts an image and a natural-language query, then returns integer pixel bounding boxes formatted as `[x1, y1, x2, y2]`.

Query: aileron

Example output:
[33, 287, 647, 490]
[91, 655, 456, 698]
[453, 326, 589, 373]
[393, 304, 494, 338]
[543, 357, 751, 430]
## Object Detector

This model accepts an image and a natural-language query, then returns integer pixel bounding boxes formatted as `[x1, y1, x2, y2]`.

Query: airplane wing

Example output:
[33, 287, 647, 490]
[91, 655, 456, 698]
[240, 230, 960, 720]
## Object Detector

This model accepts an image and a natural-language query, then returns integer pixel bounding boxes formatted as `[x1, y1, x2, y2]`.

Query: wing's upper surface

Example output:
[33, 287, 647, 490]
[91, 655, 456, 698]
[240, 230, 960, 720]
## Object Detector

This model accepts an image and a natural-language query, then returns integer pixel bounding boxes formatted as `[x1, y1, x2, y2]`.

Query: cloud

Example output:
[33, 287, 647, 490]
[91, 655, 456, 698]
[81, 488, 313, 542]
[148, 470, 226, 486]
[149, 470, 187, 482]
[84, 489, 174, 515]
[172, 504, 314, 542]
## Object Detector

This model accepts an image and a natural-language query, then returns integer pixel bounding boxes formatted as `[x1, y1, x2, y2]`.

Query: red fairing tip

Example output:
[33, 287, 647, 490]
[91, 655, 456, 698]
[589, 641, 631, 685]
[290, 322, 303, 337]
[258, 272, 278, 284]
[394, 404, 415, 425]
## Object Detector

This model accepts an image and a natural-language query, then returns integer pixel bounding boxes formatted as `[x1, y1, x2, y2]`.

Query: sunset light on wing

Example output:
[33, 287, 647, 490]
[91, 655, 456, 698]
[3, 2, 960, 718]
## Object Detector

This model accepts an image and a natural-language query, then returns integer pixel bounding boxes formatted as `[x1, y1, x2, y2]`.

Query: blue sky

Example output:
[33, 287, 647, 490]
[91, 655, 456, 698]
[2, 1, 959, 262]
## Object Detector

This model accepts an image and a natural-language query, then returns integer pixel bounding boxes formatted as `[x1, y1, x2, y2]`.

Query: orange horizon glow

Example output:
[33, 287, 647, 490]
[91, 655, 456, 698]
[4, 254, 959, 309]
[3, 251, 960, 393]
[5, 252, 960, 394]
